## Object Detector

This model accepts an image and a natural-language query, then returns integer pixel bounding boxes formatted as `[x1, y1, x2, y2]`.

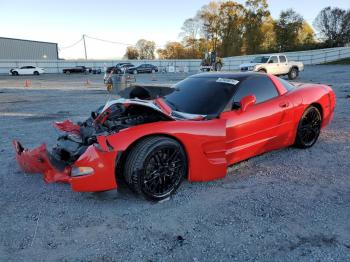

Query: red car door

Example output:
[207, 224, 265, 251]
[220, 75, 293, 165]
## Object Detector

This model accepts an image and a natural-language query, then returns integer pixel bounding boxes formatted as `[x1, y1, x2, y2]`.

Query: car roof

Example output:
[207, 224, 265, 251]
[190, 72, 264, 82]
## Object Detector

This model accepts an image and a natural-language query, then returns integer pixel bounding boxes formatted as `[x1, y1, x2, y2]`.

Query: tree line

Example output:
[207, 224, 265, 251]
[124, 1, 350, 60]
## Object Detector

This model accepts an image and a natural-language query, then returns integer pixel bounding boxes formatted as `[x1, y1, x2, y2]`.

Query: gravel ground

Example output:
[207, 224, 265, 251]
[0, 66, 349, 261]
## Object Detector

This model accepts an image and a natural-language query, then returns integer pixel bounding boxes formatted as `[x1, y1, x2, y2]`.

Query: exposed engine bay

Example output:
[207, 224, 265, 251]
[51, 101, 171, 166]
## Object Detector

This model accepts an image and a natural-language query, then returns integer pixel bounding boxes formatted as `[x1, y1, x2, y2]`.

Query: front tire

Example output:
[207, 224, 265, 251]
[288, 67, 299, 80]
[12, 71, 19, 76]
[133, 70, 138, 75]
[33, 71, 39, 75]
[124, 136, 187, 201]
[294, 106, 322, 148]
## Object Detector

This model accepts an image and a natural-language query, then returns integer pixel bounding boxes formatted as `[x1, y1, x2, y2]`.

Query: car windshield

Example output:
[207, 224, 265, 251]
[164, 77, 238, 115]
[251, 56, 270, 63]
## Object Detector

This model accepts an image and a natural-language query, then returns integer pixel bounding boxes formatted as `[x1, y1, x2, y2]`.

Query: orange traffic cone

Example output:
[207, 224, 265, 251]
[24, 80, 31, 88]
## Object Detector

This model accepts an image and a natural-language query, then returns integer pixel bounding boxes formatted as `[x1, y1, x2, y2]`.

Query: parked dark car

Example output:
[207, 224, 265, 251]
[62, 66, 92, 74]
[92, 67, 102, 74]
[104, 63, 135, 83]
[106, 63, 135, 74]
[127, 64, 158, 74]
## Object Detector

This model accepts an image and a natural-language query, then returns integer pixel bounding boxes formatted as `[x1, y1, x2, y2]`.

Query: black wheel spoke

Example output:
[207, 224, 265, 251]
[142, 145, 185, 198]
[298, 108, 321, 147]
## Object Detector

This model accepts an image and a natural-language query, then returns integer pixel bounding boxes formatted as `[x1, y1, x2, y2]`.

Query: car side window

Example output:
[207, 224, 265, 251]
[269, 56, 279, 63]
[233, 76, 279, 104]
[279, 56, 286, 63]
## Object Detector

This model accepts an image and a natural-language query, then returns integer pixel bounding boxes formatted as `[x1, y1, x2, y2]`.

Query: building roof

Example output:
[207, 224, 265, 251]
[0, 36, 57, 45]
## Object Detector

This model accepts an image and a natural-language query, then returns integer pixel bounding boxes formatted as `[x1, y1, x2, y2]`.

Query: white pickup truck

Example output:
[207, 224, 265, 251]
[240, 54, 304, 80]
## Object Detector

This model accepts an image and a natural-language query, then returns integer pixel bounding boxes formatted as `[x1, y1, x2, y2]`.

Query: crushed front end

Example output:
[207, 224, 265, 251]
[13, 98, 173, 192]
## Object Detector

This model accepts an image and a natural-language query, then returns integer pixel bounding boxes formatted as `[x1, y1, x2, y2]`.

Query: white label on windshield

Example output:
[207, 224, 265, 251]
[216, 78, 239, 85]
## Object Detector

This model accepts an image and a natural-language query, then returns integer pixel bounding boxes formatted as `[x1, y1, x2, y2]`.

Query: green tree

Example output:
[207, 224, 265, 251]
[218, 1, 246, 57]
[244, 0, 270, 54]
[275, 9, 304, 51]
[260, 16, 276, 52]
[198, 1, 221, 53]
[298, 22, 316, 46]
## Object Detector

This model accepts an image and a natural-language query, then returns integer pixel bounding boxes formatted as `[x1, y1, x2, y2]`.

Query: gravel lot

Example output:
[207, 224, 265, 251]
[0, 66, 349, 261]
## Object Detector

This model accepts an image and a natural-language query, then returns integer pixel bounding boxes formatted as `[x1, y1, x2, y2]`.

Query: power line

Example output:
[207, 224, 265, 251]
[58, 37, 83, 51]
[84, 35, 134, 46]
[85, 35, 164, 48]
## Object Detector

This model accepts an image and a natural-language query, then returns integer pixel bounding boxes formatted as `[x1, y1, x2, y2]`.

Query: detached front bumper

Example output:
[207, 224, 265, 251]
[13, 140, 118, 192]
[13, 140, 71, 183]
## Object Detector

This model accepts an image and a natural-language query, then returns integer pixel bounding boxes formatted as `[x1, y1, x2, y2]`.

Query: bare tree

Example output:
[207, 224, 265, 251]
[136, 39, 156, 60]
[124, 46, 139, 60]
[314, 7, 350, 47]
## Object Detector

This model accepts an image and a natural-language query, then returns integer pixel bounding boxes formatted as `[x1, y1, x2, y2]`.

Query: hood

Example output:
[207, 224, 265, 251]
[240, 62, 260, 68]
[100, 98, 205, 121]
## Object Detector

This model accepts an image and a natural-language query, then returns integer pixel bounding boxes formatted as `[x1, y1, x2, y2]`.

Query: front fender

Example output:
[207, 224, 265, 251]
[98, 119, 228, 182]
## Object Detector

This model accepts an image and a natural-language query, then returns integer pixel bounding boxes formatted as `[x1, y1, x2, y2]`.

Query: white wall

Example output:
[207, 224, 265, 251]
[0, 47, 349, 74]
[0, 59, 201, 74]
[223, 47, 350, 70]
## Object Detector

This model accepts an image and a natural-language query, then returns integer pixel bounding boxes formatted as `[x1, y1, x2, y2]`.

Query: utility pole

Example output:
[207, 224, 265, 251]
[82, 34, 87, 60]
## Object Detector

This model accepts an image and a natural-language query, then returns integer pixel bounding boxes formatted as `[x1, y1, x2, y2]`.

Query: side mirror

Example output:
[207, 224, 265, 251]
[240, 95, 256, 112]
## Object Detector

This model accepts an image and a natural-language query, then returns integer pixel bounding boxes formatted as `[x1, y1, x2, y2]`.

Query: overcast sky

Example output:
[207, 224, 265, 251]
[1, 0, 349, 59]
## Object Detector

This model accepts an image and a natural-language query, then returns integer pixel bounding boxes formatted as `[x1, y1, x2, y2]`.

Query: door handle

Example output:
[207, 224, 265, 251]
[279, 102, 289, 108]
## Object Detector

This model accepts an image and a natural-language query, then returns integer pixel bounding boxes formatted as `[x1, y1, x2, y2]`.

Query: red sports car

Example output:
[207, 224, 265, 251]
[13, 72, 336, 200]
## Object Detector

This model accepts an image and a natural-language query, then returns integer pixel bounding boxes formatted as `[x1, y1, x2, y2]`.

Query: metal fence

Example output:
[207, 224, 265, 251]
[0, 59, 201, 74]
[223, 46, 350, 70]
[0, 46, 349, 74]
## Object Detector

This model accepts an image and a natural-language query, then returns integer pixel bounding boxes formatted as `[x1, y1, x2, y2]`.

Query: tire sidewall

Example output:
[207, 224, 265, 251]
[289, 68, 298, 80]
[139, 140, 186, 200]
[295, 106, 321, 148]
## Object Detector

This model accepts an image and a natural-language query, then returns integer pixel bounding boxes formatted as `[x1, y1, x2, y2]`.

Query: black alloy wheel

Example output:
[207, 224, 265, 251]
[124, 136, 187, 200]
[295, 106, 322, 148]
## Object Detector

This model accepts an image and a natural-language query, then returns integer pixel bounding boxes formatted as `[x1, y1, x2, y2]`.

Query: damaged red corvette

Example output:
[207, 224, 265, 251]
[13, 72, 336, 200]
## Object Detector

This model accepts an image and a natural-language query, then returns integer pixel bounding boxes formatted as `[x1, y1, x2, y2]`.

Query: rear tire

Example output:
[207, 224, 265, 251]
[33, 71, 39, 75]
[65, 70, 70, 75]
[133, 70, 138, 75]
[294, 106, 322, 148]
[288, 67, 299, 80]
[124, 136, 187, 201]
[258, 69, 267, 73]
